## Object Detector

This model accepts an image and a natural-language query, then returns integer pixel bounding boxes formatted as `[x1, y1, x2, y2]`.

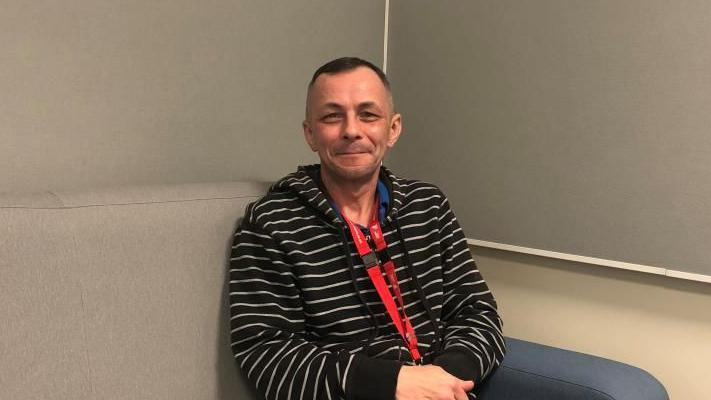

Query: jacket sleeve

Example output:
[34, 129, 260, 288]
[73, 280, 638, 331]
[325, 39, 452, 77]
[430, 192, 506, 383]
[229, 208, 401, 400]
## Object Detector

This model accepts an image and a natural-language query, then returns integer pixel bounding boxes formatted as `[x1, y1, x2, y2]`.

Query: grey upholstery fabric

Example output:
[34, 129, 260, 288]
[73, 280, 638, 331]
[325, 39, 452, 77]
[1, 182, 268, 400]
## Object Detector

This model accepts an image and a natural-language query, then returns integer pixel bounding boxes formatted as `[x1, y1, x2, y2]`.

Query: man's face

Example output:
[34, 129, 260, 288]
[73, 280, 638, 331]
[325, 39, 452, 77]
[303, 67, 402, 183]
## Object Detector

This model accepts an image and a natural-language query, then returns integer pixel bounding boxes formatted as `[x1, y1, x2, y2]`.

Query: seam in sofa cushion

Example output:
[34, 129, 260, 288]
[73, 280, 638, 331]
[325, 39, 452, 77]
[0, 194, 262, 210]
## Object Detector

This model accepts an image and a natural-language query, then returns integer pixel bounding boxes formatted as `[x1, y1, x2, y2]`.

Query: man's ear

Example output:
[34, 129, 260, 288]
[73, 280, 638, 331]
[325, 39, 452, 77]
[387, 113, 402, 148]
[303, 120, 318, 152]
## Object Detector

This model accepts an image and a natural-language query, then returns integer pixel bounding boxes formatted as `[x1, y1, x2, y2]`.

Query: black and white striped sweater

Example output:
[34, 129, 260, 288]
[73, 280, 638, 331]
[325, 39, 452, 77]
[229, 165, 505, 400]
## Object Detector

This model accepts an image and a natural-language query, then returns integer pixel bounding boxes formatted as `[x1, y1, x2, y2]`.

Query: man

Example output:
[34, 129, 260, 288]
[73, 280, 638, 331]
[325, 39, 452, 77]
[229, 57, 505, 400]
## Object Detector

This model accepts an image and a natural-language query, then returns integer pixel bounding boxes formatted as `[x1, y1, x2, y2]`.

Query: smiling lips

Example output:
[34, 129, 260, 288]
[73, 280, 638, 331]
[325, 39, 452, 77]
[335, 145, 371, 155]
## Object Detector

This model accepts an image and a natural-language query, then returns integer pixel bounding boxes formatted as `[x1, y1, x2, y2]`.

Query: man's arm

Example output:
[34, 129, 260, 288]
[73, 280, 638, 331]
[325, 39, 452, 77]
[430, 191, 506, 383]
[229, 211, 401, 400]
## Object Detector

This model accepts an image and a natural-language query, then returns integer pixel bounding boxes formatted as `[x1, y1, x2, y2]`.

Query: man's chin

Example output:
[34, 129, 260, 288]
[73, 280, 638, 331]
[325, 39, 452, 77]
[323, 163, 380, 184]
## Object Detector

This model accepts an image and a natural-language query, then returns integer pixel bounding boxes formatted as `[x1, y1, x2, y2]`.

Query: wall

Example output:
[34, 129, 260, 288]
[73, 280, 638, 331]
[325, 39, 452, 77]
[0, 0, 385, 192]
[386, 1, 711, 399]
[475, 246, 711, 400]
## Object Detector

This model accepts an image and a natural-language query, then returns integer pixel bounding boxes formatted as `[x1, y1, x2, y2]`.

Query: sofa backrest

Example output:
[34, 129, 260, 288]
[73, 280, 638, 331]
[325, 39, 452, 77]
[1, 182, 269, 400]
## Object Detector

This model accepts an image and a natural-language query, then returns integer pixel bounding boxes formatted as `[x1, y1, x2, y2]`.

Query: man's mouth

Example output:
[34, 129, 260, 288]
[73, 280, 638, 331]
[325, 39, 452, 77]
[336, 147, 371, 155]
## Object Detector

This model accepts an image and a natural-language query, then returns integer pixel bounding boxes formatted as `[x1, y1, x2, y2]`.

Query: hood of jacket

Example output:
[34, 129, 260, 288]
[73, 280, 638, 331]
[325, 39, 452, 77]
[268, 164, 406, 228]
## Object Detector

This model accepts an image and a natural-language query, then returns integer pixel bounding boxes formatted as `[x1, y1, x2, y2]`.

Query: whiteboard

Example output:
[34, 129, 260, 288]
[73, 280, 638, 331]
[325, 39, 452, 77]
[387, 0, 711, 281]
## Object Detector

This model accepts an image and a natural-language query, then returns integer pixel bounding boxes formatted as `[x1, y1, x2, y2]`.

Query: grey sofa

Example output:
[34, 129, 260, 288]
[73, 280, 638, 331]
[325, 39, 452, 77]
[1, 182, 668, 400]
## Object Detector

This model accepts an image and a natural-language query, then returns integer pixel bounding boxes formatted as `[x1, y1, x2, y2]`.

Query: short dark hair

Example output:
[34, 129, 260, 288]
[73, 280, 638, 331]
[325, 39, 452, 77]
[309, 57, 391, 91]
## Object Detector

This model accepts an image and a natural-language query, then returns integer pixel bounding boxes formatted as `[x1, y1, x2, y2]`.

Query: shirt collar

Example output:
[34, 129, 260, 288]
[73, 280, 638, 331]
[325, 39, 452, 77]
[376, 178, 390, 223]
[319, 173, 390, 226]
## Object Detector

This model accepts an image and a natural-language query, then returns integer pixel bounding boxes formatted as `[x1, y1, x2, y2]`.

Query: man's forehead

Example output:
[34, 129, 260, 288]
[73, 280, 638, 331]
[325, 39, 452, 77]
[308, 67, 389, 104]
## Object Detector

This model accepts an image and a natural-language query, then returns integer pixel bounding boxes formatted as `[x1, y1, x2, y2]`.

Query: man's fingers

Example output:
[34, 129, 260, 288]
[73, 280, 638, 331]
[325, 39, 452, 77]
[453, 379, 475, 400]
[395, 366, 476, 400]
[453, 387, 469, 400]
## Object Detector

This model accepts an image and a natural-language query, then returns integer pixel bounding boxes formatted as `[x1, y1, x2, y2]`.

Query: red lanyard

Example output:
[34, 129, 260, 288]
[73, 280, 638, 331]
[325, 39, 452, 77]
[341, 197, 422, 364]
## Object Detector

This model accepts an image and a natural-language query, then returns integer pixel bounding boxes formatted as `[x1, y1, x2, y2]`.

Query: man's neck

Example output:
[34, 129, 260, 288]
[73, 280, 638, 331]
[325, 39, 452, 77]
[321, 167, 379, 226]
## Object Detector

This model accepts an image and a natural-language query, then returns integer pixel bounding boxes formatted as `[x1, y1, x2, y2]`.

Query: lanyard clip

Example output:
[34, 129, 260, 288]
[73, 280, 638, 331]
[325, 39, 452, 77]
[361, 251, 379, 269]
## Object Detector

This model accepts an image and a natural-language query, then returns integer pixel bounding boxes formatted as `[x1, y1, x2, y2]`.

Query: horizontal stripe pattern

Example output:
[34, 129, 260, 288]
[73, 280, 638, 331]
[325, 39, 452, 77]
[229, 166, 505, 400]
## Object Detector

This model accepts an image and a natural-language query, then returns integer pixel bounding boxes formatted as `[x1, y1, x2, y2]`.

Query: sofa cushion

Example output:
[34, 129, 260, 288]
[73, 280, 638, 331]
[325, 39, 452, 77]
[1, 182, 268, 400]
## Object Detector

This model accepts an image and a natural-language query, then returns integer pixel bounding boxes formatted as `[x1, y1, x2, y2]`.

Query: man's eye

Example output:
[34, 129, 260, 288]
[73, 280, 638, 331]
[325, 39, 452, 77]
[360, 112, 379, 121]
[321, 113, 342, 122]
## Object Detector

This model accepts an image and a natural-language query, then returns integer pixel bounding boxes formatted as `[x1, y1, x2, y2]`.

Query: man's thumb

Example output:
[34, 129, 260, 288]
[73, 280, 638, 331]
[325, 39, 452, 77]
[461, 380, 475, 391]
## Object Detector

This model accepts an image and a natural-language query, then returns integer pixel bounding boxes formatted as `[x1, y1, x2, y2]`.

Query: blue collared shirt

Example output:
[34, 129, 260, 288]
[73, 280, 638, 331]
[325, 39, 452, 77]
[329, 178, 390, 228]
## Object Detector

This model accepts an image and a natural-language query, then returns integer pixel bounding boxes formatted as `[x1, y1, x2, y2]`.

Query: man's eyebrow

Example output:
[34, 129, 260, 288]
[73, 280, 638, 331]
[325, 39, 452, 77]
[319, 102, 345, 110]
[315, 101, 384, 112]
[358, 101, 387, 113]
[357, 101, 379, 109]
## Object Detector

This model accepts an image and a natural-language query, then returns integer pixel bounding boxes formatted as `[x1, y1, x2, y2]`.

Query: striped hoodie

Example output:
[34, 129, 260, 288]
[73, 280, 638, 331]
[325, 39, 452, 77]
[229, 165, 505, 400]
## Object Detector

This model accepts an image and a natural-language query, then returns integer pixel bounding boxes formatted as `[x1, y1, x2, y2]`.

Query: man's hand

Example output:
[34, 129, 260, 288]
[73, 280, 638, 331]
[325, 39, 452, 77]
[395, 365, 474, 400]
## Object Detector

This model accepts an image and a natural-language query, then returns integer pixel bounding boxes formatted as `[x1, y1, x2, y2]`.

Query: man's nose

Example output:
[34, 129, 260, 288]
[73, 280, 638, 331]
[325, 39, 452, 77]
[342, 114, 361, 139]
